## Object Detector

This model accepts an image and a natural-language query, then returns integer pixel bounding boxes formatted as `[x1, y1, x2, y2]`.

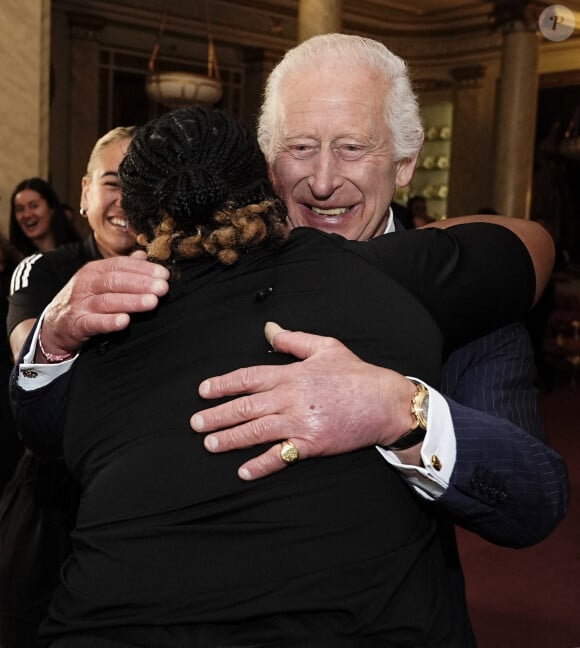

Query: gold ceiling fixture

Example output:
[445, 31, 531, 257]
[145, 0, 223, 109]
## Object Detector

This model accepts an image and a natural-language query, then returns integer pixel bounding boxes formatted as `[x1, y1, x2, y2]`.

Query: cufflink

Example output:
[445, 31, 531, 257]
[431, 455, 442, 471]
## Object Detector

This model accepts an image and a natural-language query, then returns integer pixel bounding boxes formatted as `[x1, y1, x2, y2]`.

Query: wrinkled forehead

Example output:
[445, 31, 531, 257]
[276, 66, 388, 142]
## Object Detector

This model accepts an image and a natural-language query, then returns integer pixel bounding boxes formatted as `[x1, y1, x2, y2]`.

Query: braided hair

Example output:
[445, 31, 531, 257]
[119, 107, 288, 272]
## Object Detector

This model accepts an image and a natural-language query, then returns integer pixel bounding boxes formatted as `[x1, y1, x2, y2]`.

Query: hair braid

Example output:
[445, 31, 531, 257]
[119, 107, 288, 274]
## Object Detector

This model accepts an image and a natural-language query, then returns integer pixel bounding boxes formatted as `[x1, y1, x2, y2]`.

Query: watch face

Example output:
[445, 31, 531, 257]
[420, 393, 429, 427]
[411, 384, 429, 430]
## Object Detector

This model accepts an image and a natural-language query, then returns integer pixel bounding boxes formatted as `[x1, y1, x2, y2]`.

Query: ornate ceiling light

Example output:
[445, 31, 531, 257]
[146, 1, 223, 109]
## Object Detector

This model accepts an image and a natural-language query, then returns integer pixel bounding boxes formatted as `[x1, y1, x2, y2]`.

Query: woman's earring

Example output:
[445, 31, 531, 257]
[80, 207, 88, 217]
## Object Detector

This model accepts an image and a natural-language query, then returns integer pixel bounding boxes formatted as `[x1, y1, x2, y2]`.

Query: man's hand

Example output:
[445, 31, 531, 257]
[38, 253, 169, 359]
[191, 322, 417, 480]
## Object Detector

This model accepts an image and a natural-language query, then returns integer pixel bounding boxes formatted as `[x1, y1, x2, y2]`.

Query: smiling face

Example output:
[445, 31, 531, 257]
[269, 65, 418, 241]
[81, 138, 136, 258]
[13, 189, 54, 247]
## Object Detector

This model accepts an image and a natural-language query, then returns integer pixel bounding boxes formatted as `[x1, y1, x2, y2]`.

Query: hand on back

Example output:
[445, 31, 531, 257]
[39, 252, 169, 358]
[191, 323, 416, 480]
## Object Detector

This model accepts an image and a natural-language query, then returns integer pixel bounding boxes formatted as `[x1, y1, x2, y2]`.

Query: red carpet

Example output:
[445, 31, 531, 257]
[458, 381, 580, 647]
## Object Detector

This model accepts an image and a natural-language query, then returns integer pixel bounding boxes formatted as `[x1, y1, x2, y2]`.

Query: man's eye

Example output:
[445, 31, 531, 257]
[288, 144, 317, 160]
[336, 145, 366, 161]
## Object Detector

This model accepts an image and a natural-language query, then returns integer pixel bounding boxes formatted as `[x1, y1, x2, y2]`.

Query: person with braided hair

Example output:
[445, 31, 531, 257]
[19, 105, 553, 647]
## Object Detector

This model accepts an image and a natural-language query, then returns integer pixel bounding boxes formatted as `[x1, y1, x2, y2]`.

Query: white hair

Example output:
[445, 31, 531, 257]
[257, 33, 424, 165]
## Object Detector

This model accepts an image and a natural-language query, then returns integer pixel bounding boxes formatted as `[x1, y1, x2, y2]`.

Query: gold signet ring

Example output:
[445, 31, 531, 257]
[280, 440, 300, 465]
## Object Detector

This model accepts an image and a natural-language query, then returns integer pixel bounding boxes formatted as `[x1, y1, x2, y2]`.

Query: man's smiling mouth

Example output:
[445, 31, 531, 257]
[311, 206, 350, 216]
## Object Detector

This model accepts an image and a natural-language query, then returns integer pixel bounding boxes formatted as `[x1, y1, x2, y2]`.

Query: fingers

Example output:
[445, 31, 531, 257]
[90, 290, 162, 315]
[263, 321, 341, 359]
[93, 269, 169, 300]
[93, 256, 169, 280]
[238, 442, 300, 481]
[197, 326, 344, 401]
[70, 312, 132, 338]
[199, 423, 302, 482]
[192, 393, 277, 434]
[41, 257, 171, 352]
[129, 249, 147, 260]
[264, 321, 284, 349]
[75, 258, 169, 301]
[64, 258, 170, 317]
[194, 410, 306, 481]
[62, 290, 164, 342]
[192, 324, 359, 483]
[197, 365, 284, 400]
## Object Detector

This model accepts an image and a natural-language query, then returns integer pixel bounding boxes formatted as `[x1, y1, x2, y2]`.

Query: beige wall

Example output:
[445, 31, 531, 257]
[0, 0, 51, 233]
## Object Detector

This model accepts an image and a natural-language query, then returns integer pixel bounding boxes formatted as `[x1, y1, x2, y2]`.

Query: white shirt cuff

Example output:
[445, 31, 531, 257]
[17, 313, 78, 390]
[376, 378, 456, 500]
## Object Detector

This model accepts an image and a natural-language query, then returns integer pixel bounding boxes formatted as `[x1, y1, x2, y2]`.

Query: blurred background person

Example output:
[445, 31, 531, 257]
[8, 178, 79, 258]
[407, 195, 435, 228]
[0, 233, 24, 495]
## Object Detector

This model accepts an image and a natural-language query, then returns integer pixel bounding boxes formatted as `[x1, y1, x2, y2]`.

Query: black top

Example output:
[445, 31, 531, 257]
[35, 224, 534, 647]
[6, 236, 102, 336]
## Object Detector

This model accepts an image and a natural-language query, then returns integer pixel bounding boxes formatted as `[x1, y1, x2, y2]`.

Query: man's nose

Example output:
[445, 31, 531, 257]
[308, 148, 343, 199]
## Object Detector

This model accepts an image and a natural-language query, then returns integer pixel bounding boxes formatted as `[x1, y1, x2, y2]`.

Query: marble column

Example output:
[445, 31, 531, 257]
[298, 0, 342, 42]
[449, 65, 491, 217]
[0, 0, 51, 230]
[492, 25, 539, 219]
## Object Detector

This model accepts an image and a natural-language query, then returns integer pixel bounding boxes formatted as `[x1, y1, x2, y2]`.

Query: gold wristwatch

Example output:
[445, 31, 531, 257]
[385, 381, 429, 451]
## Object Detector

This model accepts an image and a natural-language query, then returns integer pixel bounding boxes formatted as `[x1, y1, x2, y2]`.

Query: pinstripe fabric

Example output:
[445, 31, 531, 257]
[442, 321, 545, 439]
[438, 322, 569, 547]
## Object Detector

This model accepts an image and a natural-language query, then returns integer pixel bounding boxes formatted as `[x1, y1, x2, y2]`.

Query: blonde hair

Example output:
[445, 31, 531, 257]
[85, 126, 137, 176]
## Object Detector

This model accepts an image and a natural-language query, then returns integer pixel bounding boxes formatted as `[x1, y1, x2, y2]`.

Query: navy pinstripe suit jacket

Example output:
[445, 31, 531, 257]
[438, 321, 568, 546]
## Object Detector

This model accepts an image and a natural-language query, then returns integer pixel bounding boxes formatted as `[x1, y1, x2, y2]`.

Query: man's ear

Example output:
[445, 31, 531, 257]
[395, 131, 424, 188]
[268, 166, 280, 195]
[395, 151, 421, 188]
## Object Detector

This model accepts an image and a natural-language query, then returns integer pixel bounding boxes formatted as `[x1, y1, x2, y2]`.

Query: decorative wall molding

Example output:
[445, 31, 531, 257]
[68, 12, 105, 41]
[451, 64, 487, 88]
